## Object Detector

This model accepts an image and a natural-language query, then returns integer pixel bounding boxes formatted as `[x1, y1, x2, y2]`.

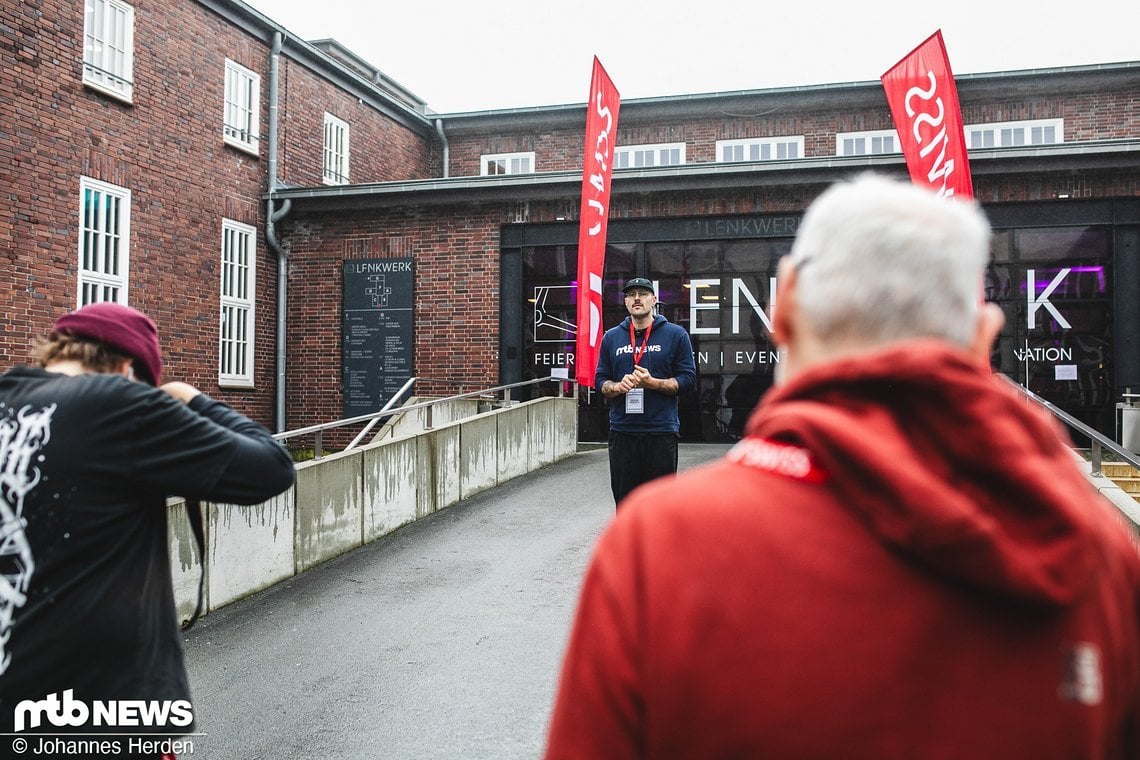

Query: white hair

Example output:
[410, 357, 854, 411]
[788, 173, 992, 349]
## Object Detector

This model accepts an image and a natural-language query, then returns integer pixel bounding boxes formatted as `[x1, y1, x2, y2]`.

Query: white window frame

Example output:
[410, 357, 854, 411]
[835, 129, 901, 156]
[614, 142, 686, 169]
[219, 219, 257, 387]
[717, 137, 804, 162]
[223, 59, 261, 155]
[966, 118, 1064, 149]
[481, 151, 535, 176]
[322, 113, 351, 185]
[83, 0, 135, 102]
[77, 177, 130, 307]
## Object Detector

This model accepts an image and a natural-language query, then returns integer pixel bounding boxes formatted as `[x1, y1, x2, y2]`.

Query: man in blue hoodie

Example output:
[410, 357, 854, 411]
[596, 277, 696, 505]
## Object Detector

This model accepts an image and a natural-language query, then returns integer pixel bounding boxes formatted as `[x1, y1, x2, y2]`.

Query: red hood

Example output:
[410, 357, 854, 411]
[745, 340, 1103, 607]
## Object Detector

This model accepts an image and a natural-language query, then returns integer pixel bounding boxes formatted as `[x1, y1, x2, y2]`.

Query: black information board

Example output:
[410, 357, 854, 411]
[342, 257, 414, 417]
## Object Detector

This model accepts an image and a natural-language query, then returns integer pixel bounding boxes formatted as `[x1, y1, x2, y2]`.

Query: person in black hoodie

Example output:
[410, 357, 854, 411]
[0, 302, 296, 757]
[595, 278, 696, 505]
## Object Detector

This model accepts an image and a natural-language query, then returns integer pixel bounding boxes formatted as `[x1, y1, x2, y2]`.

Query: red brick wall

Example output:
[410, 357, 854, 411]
[1, 0, 270, 399]
[279, 206, 503, 432]
[276, 61, 433, 186]
[1, 0, 434, 428]
[444, 87, 1140, 176]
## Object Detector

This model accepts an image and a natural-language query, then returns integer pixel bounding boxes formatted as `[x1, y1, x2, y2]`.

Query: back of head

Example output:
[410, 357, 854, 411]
[41, 302, 163, 385]
[788, 173, 992, 350]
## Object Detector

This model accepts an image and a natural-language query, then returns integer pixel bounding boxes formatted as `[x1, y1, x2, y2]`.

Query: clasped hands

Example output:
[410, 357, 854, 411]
[612, 365, 654, 393]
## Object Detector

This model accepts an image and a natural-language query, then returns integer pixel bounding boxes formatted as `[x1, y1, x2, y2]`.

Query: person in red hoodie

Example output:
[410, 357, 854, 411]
[544, 173, 1140, 759]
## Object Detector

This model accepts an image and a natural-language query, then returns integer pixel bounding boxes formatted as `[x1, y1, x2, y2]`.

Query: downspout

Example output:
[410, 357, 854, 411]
[435, 118, 449, 178]
[265, 31, 292, 432]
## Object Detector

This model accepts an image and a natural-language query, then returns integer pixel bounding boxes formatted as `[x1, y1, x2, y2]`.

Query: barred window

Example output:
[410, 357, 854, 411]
[83, 0, 134, 101]
[323, 113, 351, 185]
[224, 59, 261, 154]
[219, 220, 256, 386]
[78, 177, 130, 306]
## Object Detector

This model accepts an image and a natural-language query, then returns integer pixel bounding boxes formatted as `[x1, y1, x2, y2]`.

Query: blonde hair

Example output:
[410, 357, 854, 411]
[35, 332, 133, 375]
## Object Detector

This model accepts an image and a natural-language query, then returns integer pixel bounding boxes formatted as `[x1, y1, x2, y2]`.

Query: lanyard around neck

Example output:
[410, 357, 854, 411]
[629, 320, 653, 365]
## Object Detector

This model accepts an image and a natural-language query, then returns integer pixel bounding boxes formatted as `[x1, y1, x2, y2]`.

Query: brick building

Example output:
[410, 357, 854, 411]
[2, 0, 435, 429]
[4, 0, 1139, 443]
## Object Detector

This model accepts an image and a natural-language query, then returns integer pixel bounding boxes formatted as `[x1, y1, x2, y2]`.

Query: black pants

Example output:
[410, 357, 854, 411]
[607, 431, 679, 506]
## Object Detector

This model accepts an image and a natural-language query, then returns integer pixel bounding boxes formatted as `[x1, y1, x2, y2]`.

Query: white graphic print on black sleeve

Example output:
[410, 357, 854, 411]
[0, 403, 55, 675]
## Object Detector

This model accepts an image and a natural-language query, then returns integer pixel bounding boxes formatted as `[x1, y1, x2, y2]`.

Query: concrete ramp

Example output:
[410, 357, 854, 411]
[182, 443, 731, 760]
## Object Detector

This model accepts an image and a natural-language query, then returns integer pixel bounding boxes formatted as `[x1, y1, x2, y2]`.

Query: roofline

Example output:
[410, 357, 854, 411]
[448, 60, 1140, 115]
[307, 38, 431, 108]
[435, 60, 1140, 134]
[184, 5, 1138, 141]
[268, 139, 1140, 212]
[194, 0, 437, 137]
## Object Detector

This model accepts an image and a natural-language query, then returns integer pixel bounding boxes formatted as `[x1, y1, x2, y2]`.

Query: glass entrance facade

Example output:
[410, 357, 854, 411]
[503, 206, 1131, 444]
[987, 225, 1114, 435]
[644, 239, 790, 442]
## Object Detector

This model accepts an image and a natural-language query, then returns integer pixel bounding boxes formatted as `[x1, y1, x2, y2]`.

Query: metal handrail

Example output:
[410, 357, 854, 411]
[272, 375, 570, 459]
[999, 374, 1140, 476]
[345, 376, 419, 451]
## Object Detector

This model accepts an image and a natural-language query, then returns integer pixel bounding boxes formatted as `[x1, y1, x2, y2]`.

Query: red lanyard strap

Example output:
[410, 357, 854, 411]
[629, 320, 653, 365]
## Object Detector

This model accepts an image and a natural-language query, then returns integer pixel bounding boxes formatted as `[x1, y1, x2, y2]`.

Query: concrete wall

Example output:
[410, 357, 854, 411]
[168, 395, 577, 624]
[1074, 459, 1140, 545]
[369, 397, 496, 442]
[167, 394, 1140, 626]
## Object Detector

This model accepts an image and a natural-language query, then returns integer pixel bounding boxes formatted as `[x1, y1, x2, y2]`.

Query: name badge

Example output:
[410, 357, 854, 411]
[625, 387, 645, 414]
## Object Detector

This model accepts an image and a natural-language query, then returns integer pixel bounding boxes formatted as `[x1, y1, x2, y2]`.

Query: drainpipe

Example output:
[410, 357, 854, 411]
[265, 32, 291, 432]
[435, 118, 449, 178]
[266, 198, 291, 433]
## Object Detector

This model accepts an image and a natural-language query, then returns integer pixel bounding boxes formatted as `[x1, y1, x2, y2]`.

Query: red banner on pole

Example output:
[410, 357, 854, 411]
[575, 57, 620, 387]
[881, 30, 973, 199]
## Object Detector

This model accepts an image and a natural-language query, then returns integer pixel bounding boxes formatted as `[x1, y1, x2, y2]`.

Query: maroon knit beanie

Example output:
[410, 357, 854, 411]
[53, 302, 163, 385]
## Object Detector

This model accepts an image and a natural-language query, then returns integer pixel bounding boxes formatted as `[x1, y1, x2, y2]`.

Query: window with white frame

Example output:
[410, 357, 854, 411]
[78, 177, 130, 306]
[717, 137, 804, 162]
[835, 129, 901, 156]
[322, 113, 351, 185]
[481, 152, 535, 175]
[219, 220, 256, 386]
[83, 0, 135, 101]
[966, 118, 1064, 149]
[614, 142, 685, 169]
[223, 59, 260, 154]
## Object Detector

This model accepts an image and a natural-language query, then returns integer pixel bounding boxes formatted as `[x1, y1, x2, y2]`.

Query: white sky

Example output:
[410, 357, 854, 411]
[243, 0, 1139, 114]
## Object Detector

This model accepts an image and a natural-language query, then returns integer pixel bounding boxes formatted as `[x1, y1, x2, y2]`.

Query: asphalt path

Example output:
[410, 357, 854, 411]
[182, 443, 732, 760]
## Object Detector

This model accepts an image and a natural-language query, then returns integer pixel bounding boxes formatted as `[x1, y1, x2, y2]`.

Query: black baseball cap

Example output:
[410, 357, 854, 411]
[622, 277, 655, 294]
